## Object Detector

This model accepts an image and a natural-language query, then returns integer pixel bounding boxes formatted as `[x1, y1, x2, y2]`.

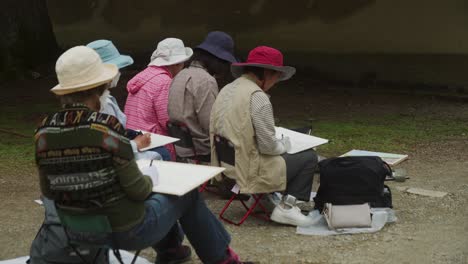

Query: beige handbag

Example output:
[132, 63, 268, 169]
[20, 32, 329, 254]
[323, 203, 372, 229]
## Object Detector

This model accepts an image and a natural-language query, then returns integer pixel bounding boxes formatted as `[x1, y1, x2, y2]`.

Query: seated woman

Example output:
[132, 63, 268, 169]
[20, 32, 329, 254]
[124, 38, 193, 161]
[210, 46, 318, 227]
[36, 46, 252, 264]
[168, 31, 236, 163]
[87, 39, 160, 161]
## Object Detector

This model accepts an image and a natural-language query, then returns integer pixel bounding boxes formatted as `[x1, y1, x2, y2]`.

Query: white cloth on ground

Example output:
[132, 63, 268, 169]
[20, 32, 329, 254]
[0, 250, 152, 264]
[296, 208, 396, 236]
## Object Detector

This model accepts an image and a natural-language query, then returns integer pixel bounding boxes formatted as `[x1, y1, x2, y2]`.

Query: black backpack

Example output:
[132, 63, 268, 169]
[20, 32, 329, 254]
[314, 156, 393, 211]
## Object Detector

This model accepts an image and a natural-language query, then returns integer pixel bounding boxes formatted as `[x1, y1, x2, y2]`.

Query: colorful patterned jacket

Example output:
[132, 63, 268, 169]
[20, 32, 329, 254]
[35, 104, 153, 232]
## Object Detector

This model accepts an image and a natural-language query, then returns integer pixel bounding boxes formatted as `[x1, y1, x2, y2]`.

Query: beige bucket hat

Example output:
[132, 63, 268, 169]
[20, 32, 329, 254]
[148, 38, 193, 67]
[50, 46, 119, 95]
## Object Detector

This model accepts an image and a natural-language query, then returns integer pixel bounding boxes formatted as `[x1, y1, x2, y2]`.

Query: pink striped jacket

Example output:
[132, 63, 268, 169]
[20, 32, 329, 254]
[124, 66, 175, 160]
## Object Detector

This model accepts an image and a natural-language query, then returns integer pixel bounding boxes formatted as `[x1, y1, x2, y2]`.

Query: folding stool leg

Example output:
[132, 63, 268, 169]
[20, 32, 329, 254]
[131, 250, 141, 264]
[91, 248, 103, 264]
[219, 193, 270, 226]
[113, 249, 124, 264]
[199, 181, 209, 192]
[239, 194, 270, 222]
[219, 193, 238, 225]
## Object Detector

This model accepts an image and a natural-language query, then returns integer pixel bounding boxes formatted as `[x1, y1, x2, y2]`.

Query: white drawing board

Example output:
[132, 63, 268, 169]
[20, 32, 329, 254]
[275, 127, 329, 154]
[340, 149, 408, 166]
[138, 131, 179, 151]
[137, 160, 224, 196]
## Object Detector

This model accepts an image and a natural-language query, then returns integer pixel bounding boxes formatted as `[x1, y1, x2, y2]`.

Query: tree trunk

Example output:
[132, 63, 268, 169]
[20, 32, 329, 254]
[0, 0, 58, 77]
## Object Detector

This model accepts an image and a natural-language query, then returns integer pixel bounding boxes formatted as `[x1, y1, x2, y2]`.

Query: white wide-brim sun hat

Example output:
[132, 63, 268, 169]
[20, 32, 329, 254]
[51, 46, 119, 95]
[148, 38, 193, 67]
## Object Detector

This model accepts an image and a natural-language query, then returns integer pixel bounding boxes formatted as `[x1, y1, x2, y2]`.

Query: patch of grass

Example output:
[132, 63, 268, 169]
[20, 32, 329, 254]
[0, 102, 466, 169]
[0, 103, 57, 164]
[282, 114, 468, 157]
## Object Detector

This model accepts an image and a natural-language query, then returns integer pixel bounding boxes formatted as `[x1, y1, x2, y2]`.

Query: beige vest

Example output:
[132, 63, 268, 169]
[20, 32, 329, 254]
[210, 75, 286, 194]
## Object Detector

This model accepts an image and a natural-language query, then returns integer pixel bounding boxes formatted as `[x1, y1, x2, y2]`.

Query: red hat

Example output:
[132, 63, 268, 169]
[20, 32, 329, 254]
[231, 46, 296, 81]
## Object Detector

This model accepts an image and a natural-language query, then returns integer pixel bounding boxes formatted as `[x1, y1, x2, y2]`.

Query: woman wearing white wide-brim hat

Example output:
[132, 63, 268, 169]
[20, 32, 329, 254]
[124, 38, 193, 161]
[37, 46, 253, 264]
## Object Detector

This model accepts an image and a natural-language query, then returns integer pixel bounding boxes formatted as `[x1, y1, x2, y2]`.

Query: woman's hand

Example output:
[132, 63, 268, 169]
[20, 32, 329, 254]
[134, 133, 151, 151]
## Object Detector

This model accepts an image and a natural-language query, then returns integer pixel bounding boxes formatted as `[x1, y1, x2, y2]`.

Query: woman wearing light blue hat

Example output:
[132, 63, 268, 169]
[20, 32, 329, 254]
[87, 39, 134, 69]
[86, 40, 133, 125]
[87, 39, 162, 161]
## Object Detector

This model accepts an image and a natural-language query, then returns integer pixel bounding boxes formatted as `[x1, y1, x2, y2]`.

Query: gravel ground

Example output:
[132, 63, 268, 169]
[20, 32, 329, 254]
[1, 140, 465, 263]
[0, 77, 466, 263]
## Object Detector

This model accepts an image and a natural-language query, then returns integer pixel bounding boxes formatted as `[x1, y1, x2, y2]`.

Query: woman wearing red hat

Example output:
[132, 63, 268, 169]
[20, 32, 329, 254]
[210, 46, 318, 227]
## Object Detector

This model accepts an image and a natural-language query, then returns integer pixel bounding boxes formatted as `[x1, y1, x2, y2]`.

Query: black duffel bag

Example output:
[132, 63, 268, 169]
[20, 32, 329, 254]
[314, 156, 393, 211]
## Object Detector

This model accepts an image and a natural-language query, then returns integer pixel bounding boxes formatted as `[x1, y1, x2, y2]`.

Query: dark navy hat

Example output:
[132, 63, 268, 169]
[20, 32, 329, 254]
[196, 31, 237, 63]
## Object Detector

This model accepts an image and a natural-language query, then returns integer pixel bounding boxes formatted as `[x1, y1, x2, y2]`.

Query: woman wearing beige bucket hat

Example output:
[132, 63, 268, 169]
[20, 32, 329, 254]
[211, 46, 318, 227]
[50, 46, 119, 96]
[36, 46, 254, 264]
[124, 38, 193, 161]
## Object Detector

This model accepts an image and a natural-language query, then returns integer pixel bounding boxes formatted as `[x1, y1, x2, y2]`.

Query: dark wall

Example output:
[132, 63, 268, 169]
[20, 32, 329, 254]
[45, 0, 468, 86]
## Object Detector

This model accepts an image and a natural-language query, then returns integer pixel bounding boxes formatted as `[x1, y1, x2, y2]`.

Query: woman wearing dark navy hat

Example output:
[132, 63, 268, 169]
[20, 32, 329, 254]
[168, 31, 237, 163]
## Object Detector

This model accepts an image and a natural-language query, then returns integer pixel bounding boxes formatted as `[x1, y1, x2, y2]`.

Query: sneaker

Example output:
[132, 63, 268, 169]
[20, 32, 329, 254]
[270, 204, 318, 227]
[155, 245, 192, 264]
[270, 194, 317, 227]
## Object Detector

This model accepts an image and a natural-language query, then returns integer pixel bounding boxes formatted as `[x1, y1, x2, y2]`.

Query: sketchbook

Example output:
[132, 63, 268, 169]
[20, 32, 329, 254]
[275, 127, 329, 154]
[340, 149, 408, 166]
[138, 131, 179, 151]
[137, 160, 224, 196]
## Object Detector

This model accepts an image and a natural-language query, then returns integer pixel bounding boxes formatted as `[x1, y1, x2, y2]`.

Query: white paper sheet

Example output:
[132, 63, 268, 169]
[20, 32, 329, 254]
[340, 149, 408, 165]
[137, 160, 224, 196]
[138, 131, 179, 151]
[275, 127, 329, 154]
[138, 161, 159, 185]
[406, 187, 447, 198]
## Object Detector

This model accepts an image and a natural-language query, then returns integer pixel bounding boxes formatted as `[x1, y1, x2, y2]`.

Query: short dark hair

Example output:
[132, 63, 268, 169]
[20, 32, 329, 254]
[243, 66, 265, 81]
[59, 84, 107, 105]
[189, 49, 233, 88]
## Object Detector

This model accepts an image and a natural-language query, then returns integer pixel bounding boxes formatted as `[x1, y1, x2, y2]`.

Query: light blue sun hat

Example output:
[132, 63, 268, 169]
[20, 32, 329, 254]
[87, 40, 133, 69]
